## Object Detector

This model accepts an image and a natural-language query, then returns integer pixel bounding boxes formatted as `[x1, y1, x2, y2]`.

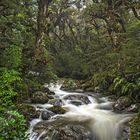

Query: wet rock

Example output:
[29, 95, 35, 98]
[113, 96, 132, 111]
[122, 126, 130, 140]
[70, 100, 83, 106]
[34, 122, 92, 140]
[42, 87, 55, 95]
[48, 99, 63, 106]
[33, 122, 48, 134]
[64, 95, 90, 104]
[36, 110, 42, 117]
[49, 106, 66, 114]
[126, 104, 140, 112]
[49, 91, 55, 95]
[42, 86, 50, 93]
[115, 123, 131, 140]
[31, 91, 49, 104]
[47, 95, 54, 99]
[41, 111, 53, 120]
[50, 125, 92, 140]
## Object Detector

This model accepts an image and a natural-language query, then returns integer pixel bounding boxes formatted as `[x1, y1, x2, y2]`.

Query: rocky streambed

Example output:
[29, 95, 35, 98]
[20, 83, 136, 140]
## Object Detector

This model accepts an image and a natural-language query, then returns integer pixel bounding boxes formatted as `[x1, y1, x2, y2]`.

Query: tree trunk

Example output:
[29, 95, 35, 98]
[33, 0, 52, 63]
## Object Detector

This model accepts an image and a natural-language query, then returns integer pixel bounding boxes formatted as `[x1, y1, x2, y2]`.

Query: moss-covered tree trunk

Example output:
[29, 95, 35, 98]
[33, 0, 52, 65]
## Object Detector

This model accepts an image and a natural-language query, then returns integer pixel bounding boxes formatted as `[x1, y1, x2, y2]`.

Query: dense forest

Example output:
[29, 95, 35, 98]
[0, 0, 140, 140]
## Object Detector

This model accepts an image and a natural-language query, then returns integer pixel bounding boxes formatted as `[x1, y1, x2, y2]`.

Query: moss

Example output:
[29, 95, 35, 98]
[31, 91, 49, 104]
[119, 96, 132, 105]
[17, 104, 38, 123]
[84, 87, 95, 92]
[49, 106, 66, 114]
[130, 111, 140, 140]
[80, 80, 94, 91]
[61, 79, 78, 91]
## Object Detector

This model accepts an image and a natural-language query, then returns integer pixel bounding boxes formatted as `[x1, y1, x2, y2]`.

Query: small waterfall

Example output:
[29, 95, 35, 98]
[28, 83, 133, 140]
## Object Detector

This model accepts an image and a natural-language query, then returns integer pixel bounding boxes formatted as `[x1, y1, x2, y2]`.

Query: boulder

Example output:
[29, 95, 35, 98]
[31, 91, 49, 104]
[41, 111, 54, 120]
[126, 104, 140, 113]
[70, 100, 83, 106]
[64, 94, 90, 104]
[113, 96, 132, 111]
[42, 86, 55, 95]
[49, 125, 92, 140]
[49, 106, 66, 114]
[48, 99, 63, 106]
[33, 122, 92, 140]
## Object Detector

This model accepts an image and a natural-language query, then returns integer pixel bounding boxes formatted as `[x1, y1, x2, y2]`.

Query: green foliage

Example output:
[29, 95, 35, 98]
[0, 68, 21, 110]
[0, 111, 28, 140]
[53, 49, 89, 79]
[0, 68, 27, 139]
[130, 111, 140, 140]
[112, 74, 140, 99]
[63, 79, 77, 89]
[3, 45, 22, 69]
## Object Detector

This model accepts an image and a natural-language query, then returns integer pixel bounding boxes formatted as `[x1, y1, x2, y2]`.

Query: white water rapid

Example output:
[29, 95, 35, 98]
[29, 83, 134, 140]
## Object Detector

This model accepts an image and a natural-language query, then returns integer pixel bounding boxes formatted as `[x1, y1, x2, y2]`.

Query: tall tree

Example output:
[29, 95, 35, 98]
[33, 0, 52, 63]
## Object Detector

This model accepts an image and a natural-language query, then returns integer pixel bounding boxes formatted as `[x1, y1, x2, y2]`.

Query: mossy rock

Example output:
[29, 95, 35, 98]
[84, 86, 95, 92]
[113, 96, 132, 111]
[61, 79, 78, 91]
[48, 99, 62, 106]
[42, 86, 55, 95]
[81, 80, 93, 90]
[49, 106, 66, 114]
[31, 91, 49, 104]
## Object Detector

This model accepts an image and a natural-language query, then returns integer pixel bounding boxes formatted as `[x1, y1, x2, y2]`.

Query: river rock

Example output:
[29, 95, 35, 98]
[49, 106, 66, 114]
[49, 125, 92, 140]
[48, 99, 63, 106]
[64, 95, 90, 104]
[42, 86, 55, 95]
[34, 122, 92, 140]
[126, 104, 140, 112]
[33, 122, 48, 135]
[113, 96, 132, 111]
[41, 111, 54, 120]
[70, 100, 83, 106]
[31, 91, 49, 104]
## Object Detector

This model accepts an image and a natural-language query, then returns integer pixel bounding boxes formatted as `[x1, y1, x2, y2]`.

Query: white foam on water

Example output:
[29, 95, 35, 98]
[29, 83, 134, 140]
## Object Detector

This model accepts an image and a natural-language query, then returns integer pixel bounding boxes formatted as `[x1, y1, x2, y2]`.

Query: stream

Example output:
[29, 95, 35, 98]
[28, 83, 134, 140]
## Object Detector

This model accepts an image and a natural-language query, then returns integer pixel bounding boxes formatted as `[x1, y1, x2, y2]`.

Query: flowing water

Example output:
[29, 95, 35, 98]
[29, 83, 134, 140]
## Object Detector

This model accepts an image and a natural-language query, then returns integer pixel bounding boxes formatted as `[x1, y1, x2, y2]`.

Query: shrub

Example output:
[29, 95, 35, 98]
[130, 111, 140, 140]
[0, 68, 28, 139]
